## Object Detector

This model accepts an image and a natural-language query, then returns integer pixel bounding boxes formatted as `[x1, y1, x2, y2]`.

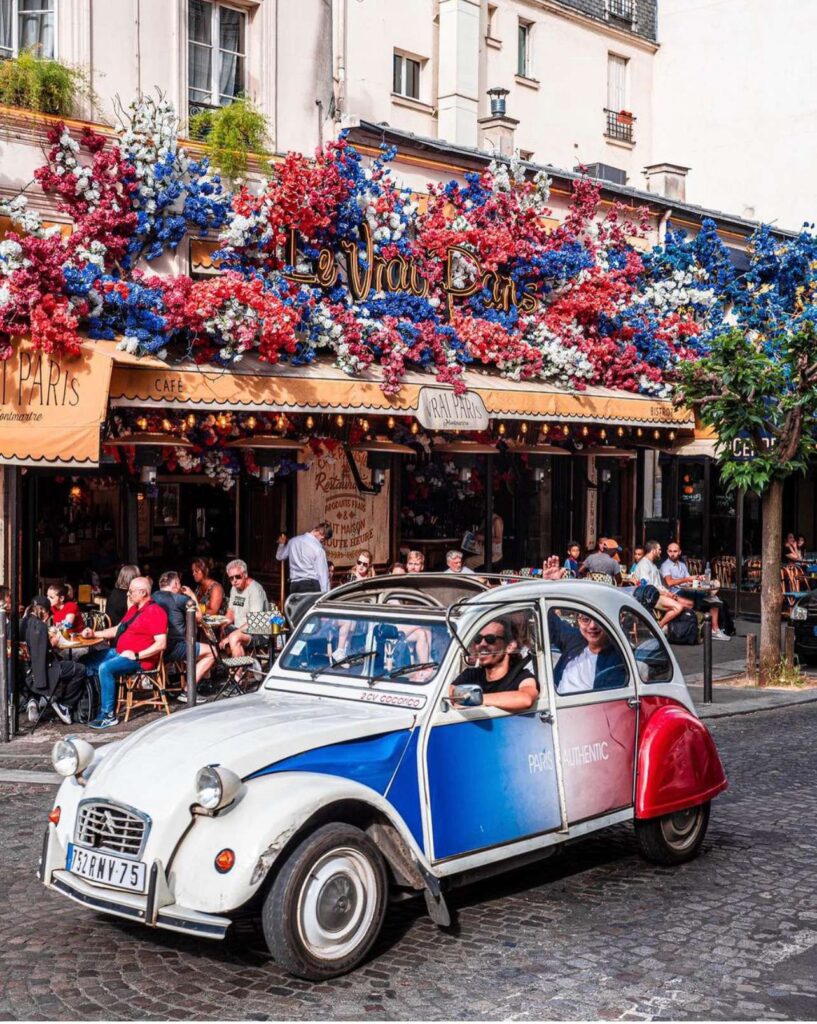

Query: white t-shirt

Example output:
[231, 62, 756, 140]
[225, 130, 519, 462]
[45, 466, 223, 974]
[634, 556, 663, 590]
[227, 579, 269, 630]
[558, 646, 598, 693]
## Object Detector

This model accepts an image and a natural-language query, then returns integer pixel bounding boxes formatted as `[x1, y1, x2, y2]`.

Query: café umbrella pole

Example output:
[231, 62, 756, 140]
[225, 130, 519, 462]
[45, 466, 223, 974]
[185, 601, 197, 708]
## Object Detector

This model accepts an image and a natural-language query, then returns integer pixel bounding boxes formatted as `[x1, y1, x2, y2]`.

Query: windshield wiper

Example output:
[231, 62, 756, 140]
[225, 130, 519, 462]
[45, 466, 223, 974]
[369, 661, 440, 686]
[311, 649, 377, 679]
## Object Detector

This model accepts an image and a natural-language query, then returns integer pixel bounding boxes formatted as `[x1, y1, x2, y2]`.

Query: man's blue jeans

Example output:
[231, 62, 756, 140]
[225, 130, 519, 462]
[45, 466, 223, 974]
[86, 650, 138, 715]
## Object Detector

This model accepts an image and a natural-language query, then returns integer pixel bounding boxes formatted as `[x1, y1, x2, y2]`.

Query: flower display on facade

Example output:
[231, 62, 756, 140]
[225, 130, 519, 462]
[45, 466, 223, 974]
[0, 92, 775, 398]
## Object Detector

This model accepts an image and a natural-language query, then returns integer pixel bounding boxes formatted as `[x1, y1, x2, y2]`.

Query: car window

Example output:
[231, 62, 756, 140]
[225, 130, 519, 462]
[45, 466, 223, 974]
[547, 607, 630, 695]
[619, 607, 673, 683]
[279, 612, 449, 683]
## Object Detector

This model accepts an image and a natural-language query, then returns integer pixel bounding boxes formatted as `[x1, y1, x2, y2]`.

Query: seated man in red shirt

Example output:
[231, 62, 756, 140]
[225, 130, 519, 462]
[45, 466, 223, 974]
[47, 584, 85, 635]
[81, 577, 167, 730]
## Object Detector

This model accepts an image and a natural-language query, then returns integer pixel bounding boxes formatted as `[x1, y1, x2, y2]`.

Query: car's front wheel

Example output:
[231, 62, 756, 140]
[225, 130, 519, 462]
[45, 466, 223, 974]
[634, 801, 710, 866]
[261, 822, 388, 980]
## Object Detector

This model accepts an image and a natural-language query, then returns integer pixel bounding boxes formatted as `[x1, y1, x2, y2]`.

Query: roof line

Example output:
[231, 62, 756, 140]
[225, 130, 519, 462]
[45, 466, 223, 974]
[351, 121, 799, 239]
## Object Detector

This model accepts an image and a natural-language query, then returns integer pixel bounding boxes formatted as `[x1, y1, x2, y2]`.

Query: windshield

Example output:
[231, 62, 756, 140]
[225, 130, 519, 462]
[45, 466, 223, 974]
[278, 612, 451, 685]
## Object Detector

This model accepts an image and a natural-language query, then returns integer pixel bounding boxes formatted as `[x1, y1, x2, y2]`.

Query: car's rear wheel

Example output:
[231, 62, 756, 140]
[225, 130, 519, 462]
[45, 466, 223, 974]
[634, 801, 710, 866]
[261, 822, 388, 980]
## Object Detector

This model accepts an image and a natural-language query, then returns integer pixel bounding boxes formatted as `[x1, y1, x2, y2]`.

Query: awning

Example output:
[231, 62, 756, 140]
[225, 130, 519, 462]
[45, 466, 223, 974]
[107, 345, 693, 430]
[0, 340, 113, 466]
[673, 423, 720, 458]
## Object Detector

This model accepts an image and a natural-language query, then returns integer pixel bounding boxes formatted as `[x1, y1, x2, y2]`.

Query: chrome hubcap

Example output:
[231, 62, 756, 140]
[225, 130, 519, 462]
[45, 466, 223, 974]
[297, 847, 377, 961]
[661, 807, 702, 850]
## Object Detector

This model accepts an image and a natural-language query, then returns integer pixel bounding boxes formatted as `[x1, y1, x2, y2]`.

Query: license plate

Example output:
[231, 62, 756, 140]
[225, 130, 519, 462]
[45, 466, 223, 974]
[67, 842, 146, 893]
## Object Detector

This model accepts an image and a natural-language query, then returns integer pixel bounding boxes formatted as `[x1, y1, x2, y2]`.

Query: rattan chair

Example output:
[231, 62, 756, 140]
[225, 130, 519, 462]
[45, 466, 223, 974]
[115, 655, 171, 722]
[587, 571, 616, 586]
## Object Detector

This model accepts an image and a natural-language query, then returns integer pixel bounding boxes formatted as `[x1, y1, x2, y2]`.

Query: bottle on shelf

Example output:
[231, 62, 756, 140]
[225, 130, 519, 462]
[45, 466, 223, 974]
[704, 561, 712, 583]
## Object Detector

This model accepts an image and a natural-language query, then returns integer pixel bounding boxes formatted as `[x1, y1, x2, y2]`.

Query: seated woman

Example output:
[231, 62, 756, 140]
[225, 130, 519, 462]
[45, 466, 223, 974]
[548, 608, 627, 694]
[22, 597, 87, 725]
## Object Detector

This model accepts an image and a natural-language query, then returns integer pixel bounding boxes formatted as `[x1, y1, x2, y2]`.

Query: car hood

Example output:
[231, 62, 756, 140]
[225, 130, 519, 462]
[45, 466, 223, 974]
[84, 691, 416, 818]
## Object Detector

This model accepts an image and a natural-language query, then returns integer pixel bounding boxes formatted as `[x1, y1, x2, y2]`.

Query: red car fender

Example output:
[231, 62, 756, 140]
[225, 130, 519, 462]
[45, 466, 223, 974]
[635, 696, 728, 819]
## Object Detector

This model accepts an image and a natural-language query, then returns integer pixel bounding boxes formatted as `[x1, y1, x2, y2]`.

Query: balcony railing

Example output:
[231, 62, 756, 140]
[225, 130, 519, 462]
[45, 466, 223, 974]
[608, 0, 635, 22]
[604, 108, 636, 144]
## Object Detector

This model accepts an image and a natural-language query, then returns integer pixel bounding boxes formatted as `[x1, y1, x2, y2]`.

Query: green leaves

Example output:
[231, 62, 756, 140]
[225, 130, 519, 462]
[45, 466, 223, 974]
[677, 324, 817, 494]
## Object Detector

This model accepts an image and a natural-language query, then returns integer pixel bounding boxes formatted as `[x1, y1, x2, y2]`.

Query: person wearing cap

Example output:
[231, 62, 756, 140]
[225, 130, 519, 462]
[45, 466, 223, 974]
[579, 537, 622, 583]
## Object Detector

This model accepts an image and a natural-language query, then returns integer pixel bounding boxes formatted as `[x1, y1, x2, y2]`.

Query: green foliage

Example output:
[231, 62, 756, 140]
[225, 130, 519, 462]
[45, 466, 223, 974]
[676, 323, 817, 495]
[765, 658, 808, 688]
[188, 97, 270, 180]
[0, 50, 89, 117]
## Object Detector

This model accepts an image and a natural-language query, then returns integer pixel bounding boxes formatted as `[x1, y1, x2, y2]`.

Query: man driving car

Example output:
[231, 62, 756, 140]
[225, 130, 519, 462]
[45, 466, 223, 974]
[451, 616, 538, 712]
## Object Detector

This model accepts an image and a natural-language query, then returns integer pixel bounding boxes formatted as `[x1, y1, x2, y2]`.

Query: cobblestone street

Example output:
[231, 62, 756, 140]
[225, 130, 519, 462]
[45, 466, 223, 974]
[1, 703, 816, 1020]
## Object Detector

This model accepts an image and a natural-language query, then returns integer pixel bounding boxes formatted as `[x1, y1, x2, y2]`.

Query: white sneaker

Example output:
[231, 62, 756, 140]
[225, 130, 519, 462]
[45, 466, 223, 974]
[712, 629, 731, 641]
[26, 698, 39, 723]
[176, 692, 188, 704]
[53, 702, 72, 725]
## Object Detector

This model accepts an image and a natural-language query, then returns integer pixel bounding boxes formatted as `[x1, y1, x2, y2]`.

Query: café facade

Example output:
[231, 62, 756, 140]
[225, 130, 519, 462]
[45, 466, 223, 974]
[0, 110, 780, 609]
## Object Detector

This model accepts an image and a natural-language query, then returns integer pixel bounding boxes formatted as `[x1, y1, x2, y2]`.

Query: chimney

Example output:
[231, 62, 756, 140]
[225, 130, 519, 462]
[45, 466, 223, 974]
[479, 87, 518, 157]
[437, 0, 480, 147]
[643, 162, 690, 202]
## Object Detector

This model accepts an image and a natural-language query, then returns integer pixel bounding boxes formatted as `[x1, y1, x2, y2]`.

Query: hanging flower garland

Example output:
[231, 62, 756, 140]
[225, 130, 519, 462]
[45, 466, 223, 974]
[0, 93, 765, 400]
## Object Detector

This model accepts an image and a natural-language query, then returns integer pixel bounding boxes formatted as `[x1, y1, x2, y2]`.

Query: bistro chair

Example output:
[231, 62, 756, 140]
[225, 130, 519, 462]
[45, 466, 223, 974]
[587, 571, 616, 586]
[742, 557, 761, 591]
[115, 655, 171, 722]
[781, 564, 811, 616]
[685, 556, 703, 577]
[199, 620, 261, 701]
[87, 610, 111, 632]
[244, 610, 276, 670]
[713, 556, 737, 590]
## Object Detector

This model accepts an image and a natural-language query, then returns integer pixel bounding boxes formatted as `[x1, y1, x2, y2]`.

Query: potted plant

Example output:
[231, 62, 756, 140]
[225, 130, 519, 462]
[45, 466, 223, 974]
[617, 109, 634, 125]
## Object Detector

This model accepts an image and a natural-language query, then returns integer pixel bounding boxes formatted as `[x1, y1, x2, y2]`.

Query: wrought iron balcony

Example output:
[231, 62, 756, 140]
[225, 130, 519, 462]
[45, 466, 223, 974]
[604, 108, 636, 144]
[608, 0, 635, 23]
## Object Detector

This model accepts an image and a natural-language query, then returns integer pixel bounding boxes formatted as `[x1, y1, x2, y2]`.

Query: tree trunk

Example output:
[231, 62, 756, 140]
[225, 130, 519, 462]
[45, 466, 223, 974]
[759, 478, 784, 686]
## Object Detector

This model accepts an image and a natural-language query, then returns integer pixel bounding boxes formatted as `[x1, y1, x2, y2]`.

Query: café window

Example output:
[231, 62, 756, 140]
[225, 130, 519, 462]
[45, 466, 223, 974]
[188, 0, 246, 115]
[393, 51, 420, 100]
[0, 0, 56, 60]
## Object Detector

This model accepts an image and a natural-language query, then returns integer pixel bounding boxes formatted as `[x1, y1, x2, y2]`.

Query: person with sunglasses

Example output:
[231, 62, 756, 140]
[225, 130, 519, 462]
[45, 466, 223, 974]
[450, 617, 539, 712]
[220, 559, 269, 660]
[547, 607, 626, 694]
[348, 549, 375, 583]
[276, 521, 333, 594]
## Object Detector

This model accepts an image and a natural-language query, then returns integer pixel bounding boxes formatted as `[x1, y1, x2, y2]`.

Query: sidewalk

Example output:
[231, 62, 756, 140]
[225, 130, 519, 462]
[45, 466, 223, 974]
[670, 615, 817, 718]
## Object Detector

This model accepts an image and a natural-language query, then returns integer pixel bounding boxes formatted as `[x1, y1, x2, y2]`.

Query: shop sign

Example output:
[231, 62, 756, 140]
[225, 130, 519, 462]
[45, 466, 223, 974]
[283, 225, 538, 319]
[0, 340, 113, 464]
[297, 447, 391, 566]
[585, 456, 598, 551]
[417, 387, 489, 431]
[730, 434, 773, 460]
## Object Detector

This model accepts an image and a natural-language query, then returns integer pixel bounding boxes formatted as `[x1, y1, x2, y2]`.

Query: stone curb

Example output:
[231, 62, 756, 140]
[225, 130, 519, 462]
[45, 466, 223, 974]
[695, 688, 817, 719]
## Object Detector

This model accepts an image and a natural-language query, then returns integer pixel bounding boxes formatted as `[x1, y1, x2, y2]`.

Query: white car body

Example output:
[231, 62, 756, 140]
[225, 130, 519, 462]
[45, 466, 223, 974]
[40, 578, 727, 971]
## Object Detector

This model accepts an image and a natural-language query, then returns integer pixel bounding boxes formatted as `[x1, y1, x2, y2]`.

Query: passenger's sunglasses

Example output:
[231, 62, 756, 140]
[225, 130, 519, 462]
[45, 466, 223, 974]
[227, 573, 245, 581]
[473, 632, 504, 647]
[357, 559, 370, 567]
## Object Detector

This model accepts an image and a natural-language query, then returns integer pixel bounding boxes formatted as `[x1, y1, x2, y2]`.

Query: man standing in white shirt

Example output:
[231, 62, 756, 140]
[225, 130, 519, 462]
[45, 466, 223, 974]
[633, 540, 688, 632]
[276, 522, 333, 594]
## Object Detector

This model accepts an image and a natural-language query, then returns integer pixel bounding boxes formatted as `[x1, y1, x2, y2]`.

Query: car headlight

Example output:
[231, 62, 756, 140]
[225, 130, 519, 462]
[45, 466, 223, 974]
[52, 737, 95, 778]
[791, 602, 809, 621]
[194, 765, 241, 811]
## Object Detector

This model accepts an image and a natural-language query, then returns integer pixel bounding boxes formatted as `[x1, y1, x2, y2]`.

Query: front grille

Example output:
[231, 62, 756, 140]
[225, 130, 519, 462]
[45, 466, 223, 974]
[75, 801, 150, 858]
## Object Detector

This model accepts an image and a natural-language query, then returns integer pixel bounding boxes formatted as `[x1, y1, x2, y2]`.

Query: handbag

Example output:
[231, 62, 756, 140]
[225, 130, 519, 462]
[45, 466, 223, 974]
[461, 530, 482, 555]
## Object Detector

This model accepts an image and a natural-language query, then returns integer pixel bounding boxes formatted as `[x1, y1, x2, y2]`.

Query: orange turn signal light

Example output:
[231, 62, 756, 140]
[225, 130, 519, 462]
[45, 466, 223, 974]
[214, 848, 235, 873]
[48, 807, 61, 826]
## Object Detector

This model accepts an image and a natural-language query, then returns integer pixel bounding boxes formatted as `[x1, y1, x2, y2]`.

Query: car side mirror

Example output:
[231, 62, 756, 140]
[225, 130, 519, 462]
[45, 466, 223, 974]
[442, 683, 484, 712]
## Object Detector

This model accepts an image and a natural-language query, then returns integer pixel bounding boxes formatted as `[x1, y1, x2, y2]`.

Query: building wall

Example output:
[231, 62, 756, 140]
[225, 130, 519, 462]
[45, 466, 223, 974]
[653, 0, 817, 230]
